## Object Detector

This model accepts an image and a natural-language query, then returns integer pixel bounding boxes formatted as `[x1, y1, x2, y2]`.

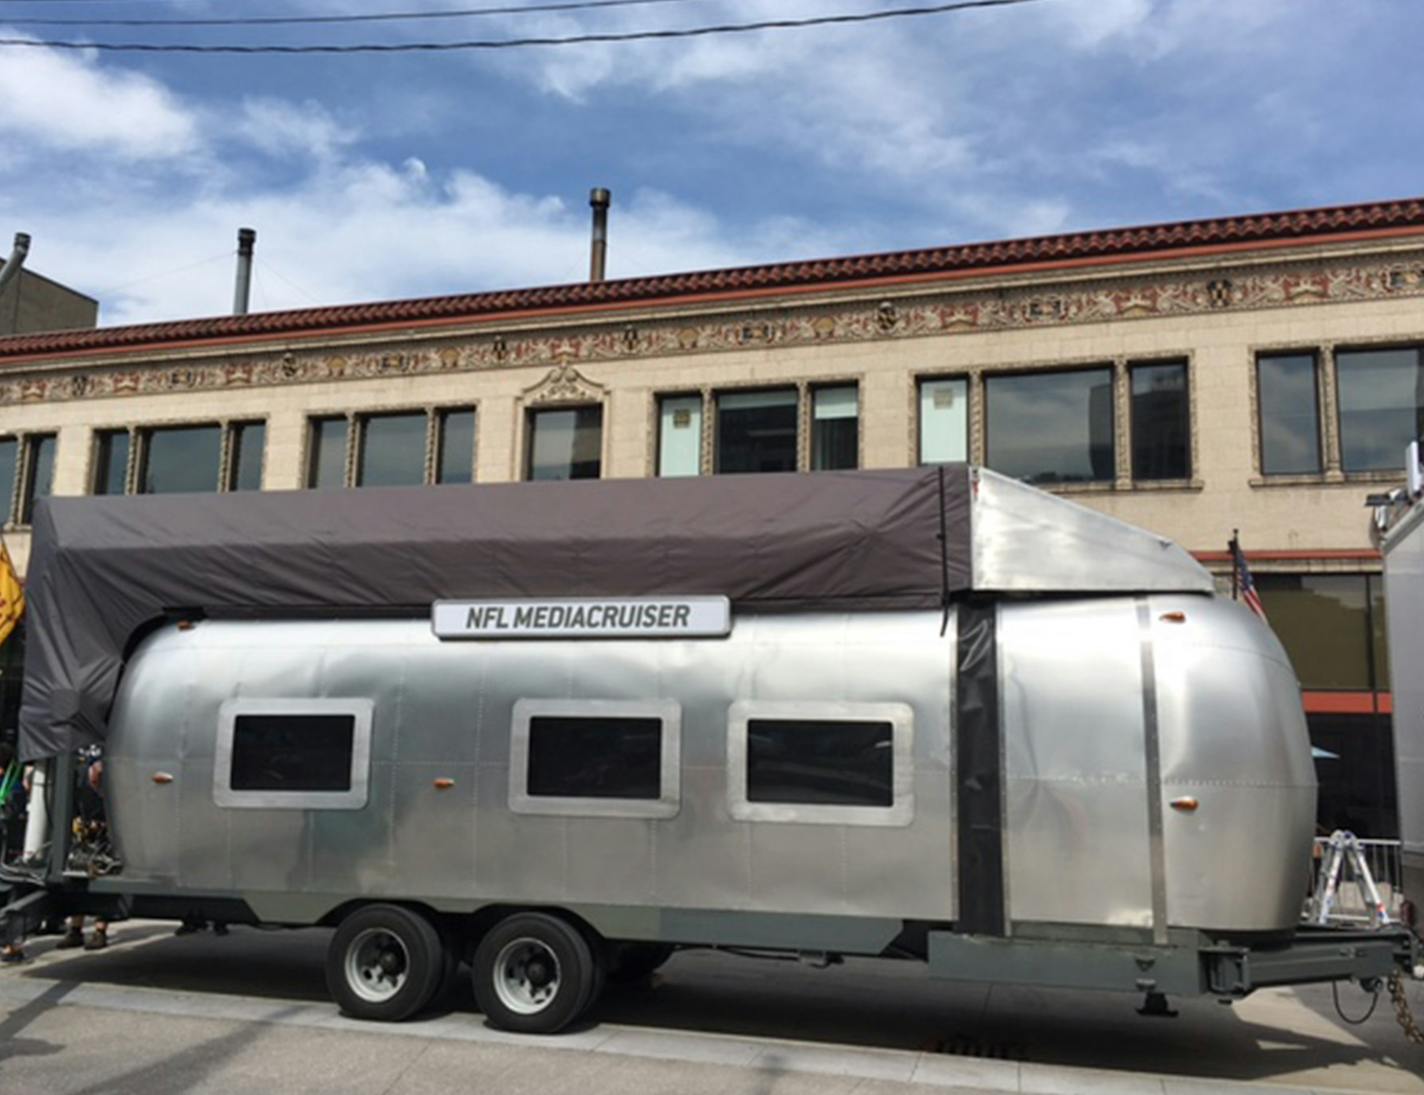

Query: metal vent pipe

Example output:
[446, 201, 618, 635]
[0, 232, 32, 300]
[589, 188, 610, 283]
[233, 227, 256, 315]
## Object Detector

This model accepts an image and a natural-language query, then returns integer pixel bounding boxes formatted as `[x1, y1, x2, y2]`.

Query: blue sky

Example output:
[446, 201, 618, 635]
[0, 0, 1419, 327]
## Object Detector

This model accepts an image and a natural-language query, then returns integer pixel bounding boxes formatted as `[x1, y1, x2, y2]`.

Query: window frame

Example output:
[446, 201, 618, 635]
[213, 697, 374, 810]
[305, 406, 477, 489]
[652, 381, 863, 477]
[916, 374, 971, 467]
[1128, 359, 1192, 483]
[726, 700, 914, 827]
[17, 432, 56, 525]
[1254, 350, 1324, 478]
[508, 698, 681, 819]
[1333, 343, 1424, 474]
[524, 404, 604, 482]
[982, 364, 1117, 486]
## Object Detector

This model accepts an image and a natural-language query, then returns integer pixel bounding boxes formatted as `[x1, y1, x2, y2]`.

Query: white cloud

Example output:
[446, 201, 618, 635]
[234, 98, 358, 160]
[0, 32, 200, 160]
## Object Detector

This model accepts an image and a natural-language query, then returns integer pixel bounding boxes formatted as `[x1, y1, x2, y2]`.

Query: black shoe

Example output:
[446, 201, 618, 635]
[55, 928, 85, 950]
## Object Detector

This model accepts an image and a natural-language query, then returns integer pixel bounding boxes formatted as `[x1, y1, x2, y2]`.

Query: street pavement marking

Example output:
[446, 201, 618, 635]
[0, 972, 1326, 1095]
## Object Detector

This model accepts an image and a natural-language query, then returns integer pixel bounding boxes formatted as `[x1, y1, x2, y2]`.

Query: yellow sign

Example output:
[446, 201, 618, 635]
[0, 538, 24, 647]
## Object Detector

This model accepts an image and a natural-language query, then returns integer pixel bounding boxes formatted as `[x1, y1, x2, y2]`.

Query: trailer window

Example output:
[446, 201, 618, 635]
[727, 701, 914, 826]
[215, 698, 373, 809]
[509, 699, 681, 818]
[746, 719, 893, 807]
[528, 716, 662, 800]
[231, 714, 355, 792]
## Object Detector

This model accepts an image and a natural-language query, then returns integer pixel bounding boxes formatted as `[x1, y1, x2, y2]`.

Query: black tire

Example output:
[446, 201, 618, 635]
[326, 904, 446, 1022]
[605, 943, 675, 986]
[472, 912, 595, 1034]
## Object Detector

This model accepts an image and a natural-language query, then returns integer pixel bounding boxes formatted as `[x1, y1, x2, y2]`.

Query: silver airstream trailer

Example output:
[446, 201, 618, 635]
[4, 466, 1413, 1033]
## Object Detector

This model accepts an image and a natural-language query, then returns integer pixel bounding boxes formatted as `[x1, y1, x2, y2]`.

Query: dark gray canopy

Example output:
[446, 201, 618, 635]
[19, 467, 970, 760]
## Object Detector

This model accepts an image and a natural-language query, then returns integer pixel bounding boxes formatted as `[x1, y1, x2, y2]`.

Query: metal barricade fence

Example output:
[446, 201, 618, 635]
[1304, 835, 1405, 925]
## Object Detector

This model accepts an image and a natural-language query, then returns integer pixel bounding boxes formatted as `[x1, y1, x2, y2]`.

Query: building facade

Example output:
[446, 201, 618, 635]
[1, 198, 1422, 834]
[0, 266, 98, 337]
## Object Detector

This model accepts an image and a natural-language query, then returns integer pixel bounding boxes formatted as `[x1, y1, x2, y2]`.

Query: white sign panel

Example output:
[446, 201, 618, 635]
[432, 596, 731, 640]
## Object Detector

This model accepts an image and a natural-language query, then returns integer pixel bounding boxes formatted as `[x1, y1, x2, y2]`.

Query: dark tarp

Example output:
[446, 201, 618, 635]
[19, 466, 971, 760]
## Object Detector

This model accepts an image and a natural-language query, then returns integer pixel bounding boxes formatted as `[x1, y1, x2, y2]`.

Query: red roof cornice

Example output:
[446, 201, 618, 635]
[3, 197, 1423, 366]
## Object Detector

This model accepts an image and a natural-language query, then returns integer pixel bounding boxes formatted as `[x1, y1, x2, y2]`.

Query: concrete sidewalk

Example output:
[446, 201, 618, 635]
[0, 922, 1420, 1094]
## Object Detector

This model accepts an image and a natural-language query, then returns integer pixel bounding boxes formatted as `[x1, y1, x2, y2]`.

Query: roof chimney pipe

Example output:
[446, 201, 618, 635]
[589, 188, 610, 283]
[0, 232, 32, 300]
[233, 227, 256, 315]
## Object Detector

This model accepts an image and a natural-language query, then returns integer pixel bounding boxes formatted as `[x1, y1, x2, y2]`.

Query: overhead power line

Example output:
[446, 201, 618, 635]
[0, 0, 1046, 53]
[0, 0, 713, 28]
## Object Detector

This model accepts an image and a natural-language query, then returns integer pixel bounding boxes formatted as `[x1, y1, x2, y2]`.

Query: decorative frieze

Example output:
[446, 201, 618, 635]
[3, 253, 1423, 408]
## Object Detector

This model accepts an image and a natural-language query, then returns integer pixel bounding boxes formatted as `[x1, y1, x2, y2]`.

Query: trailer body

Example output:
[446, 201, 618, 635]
[8, 465, 1413, 1030]
[1382, 500, 1424, 910]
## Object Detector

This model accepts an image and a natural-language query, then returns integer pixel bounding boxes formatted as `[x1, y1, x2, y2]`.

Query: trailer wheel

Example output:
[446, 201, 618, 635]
[472, 912, 596, 1034]
[326, 905, 445, 1022]
[606, 943, 675, 985]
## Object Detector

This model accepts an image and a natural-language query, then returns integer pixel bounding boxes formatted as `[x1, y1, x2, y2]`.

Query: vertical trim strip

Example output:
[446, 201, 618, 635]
[1136, 598, 1169, 944]
[955, 600, 1004, 936]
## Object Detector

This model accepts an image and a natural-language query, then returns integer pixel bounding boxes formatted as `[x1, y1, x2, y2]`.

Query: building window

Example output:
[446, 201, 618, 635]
[918, 378, 968, 465]
[18, 434, 55, 524]
[526, 406, 602, 481]
[1336, 346, 1424, 473]
[309, 408, 477, 489]
[214, 698, 373, 810]
[509, 699, 681, 818]
[0, 437, 16, 524]
[1130, 361, 1190, 481]
[985, 368, 1114, 484]
[356, 412, 427, 487]
[92, 430, 130, 496]
[727, 701, 914, 826]
[436, 409, 476, 485]
[139, 424, 222, 495]
[0, 433, 56, 526]
[657, 394, 703, 478]
[811, 386, 858, 471]
[228, 422, 264, 491]
[715, 389, 797, 474]
[1255, 574, 1385, 691]
[1257, 353, 1322, 475]
[308, 416, 349, 489]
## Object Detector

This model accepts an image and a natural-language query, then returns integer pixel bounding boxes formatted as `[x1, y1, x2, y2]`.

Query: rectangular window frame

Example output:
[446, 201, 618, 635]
[18, 432, 56, 525]
[1255, 350, 1323, 478]
[726, 700, 914, 827]
[213, 697, 374, 810]
[1128, 359, 1192, 483]
[916, 375, 970, 466]
[524, 404, 604, 482]
[508, 698, 681, 819]
[1334, 343, 1424, 474]
[983, 365, 1117, 486]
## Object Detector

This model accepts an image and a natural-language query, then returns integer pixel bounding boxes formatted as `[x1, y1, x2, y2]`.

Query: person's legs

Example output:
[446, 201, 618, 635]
[56, 914, 85, 949]
[83, 919, 108, 950]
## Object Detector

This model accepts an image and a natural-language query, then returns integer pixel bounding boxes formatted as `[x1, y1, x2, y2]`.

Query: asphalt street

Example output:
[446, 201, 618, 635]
[0, 921, 1420, 1094]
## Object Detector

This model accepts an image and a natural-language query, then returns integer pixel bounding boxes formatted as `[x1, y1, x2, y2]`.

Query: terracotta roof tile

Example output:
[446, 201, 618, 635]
[2, 196, 1422, 363]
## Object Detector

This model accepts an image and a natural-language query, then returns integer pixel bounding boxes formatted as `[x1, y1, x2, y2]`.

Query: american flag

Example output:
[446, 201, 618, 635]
[1229, 535, 1267, 620]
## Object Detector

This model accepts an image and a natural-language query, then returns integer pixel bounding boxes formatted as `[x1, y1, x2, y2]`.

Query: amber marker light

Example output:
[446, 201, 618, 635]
[1169, 796, 1200, 812]
[151, 772, 174, 784]
[1159, 612, 1187, 624]
[433, 779, 456, 790]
